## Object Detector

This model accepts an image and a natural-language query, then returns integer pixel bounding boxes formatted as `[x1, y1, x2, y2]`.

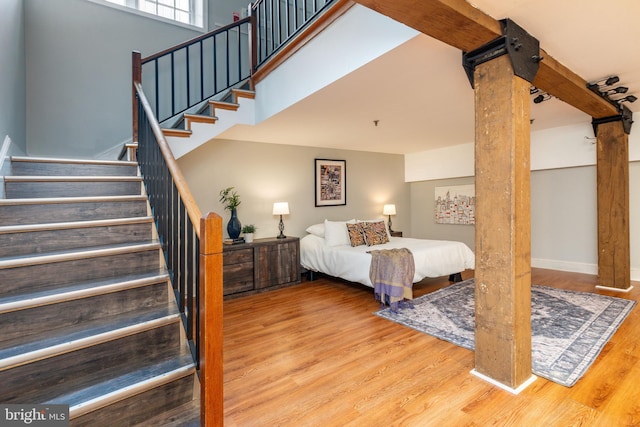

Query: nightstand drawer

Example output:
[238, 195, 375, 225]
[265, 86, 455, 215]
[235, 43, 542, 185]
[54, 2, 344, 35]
[224, 248, 253, 265]
[223, 247, 254, 295]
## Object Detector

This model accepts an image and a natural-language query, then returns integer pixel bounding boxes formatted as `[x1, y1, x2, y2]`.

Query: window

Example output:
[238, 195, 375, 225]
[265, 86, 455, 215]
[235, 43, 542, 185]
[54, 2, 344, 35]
[97, 0, 204, 29]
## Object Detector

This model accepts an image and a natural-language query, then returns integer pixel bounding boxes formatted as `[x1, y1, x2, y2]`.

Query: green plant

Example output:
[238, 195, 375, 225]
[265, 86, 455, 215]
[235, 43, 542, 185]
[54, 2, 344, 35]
[219, 187, 241, 211]
[242, 224, 256, 234]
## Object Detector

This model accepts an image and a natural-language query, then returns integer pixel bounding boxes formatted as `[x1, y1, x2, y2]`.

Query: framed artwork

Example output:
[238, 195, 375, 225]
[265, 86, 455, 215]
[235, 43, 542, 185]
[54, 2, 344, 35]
[434, 184, 475, 224]
[315, 159, 346, 206]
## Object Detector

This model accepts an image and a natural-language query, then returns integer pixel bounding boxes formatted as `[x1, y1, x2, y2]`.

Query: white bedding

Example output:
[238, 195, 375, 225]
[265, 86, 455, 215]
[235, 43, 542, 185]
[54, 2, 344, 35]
[300, 234, 475, 287]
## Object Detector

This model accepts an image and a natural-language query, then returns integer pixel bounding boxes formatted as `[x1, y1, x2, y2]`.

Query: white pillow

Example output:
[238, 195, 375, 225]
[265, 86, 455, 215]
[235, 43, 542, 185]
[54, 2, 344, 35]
[324, 219, 356, 246]
[305, 223, 325, 237]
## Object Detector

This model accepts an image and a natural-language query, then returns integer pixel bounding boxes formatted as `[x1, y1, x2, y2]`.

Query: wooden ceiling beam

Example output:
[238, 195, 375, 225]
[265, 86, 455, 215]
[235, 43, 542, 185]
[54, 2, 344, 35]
[353, 0, 619, 118]
[533, 49, 618, 118]
[352, 0, 501, 52]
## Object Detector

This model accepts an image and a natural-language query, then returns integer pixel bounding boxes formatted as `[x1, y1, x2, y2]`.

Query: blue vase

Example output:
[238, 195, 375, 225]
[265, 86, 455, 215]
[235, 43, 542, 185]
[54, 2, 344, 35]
[227, 208, 241, 239]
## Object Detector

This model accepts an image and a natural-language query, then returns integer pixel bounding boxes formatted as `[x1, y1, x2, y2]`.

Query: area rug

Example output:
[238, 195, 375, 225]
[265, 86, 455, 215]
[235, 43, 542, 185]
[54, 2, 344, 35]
[374, 279, 636, 387]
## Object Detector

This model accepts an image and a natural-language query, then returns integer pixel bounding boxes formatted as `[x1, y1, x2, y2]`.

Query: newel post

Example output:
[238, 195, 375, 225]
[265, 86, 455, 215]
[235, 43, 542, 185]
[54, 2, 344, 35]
[132, 51, 142, 145]
[247, 3, 258, 75]
[199, 212, 224, 426]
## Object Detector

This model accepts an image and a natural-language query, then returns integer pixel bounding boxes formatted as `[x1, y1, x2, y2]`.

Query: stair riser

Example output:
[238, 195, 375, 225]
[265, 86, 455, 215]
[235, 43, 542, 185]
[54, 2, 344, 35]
[0, 250, 162, 297]
[12, 162, 138, 177]
[0, 282, 170, 348]
[0, 322, 183, 403]
[0, 199, 148, 226]
[0, 222, 154, 257]
[71, 374, 196, 427]
[5, 181, 142, 198]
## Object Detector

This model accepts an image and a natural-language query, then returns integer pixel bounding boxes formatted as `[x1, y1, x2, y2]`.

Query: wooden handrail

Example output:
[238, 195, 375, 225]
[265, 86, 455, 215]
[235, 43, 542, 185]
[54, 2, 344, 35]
[133, 81, 203, 237]
[142, 17, 251, 64]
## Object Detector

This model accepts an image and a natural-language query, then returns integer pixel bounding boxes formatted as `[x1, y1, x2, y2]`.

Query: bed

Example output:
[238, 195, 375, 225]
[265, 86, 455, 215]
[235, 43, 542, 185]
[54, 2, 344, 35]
[300, 219, 475, 288]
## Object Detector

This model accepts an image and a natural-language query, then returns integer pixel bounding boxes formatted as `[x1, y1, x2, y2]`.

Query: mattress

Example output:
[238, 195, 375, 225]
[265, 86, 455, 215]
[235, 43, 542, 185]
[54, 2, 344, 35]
[300, 234, 475, 287]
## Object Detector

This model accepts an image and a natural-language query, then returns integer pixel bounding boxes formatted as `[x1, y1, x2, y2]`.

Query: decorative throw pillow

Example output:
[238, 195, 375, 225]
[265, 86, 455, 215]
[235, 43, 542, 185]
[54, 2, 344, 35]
[346, 223, 366, 247]
[359, 219, 391, 238]
[361, 220, 390, 246]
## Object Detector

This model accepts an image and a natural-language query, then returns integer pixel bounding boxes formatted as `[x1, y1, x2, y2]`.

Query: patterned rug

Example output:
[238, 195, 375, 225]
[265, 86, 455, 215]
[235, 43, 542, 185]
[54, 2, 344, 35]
[374, 279, 636, 387]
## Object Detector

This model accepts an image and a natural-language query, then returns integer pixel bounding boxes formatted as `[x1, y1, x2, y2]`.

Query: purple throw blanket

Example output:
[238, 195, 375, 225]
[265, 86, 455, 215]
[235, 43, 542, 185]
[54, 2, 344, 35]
[368, 248, 414, 311]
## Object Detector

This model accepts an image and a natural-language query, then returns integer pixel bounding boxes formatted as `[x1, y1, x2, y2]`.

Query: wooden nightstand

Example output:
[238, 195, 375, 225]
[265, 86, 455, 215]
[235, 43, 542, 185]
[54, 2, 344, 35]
[390, 231, 403, 237]
[223, 236, 301, 298]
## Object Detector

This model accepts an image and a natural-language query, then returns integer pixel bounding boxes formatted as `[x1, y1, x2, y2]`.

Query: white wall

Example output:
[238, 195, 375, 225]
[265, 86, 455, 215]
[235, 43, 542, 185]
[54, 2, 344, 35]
[177, 139, 409, 240]
[406, 121, 640, 280]
[1, 0, 26, 153]
[255, 4, 418, 123]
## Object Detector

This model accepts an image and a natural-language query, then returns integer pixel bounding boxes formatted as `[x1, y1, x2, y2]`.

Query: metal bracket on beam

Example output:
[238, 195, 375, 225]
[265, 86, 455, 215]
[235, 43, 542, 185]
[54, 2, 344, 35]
[462, 18, 541, 88]
[592, 104, 634, 136]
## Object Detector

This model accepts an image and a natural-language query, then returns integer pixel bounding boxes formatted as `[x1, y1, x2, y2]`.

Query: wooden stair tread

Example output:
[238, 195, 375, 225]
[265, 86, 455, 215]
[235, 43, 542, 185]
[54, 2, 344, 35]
[183, 113, 217, 125]
[0, 304, 181, 368]
[0, 271, 170, 314]
[49, 354, 196, 418]
[0, 216, 154, 234]
[0, 194, 147, 206]
[162, 128, 192, 137]
[0, 241, 161, 269]
[209, 100, 239, 111]
[9, 157, 139, 177]
[232, 88, 255, 100]
[10, 156, 137, 167]
[0, 195, 149, 227]
[4, 175, 143, 182]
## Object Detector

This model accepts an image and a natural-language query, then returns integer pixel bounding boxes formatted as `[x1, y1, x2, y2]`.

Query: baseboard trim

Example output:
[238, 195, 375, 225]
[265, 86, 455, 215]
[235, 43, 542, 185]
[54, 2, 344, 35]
[532, 258, 640, 282]
[470, 369, 537, 394]
[95, 137, 133, 160]
[595, 285, 634, 293]
[531, 258, 597, 275]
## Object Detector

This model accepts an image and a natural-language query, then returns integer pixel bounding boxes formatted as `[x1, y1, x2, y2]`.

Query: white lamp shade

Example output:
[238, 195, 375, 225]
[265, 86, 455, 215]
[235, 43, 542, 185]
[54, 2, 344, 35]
[272, 202, 290, 215]
[383, 204, 396, 216]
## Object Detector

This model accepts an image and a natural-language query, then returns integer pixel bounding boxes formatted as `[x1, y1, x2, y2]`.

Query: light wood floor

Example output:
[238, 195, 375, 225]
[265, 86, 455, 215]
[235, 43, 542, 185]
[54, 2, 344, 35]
[223, 269, 640, 426]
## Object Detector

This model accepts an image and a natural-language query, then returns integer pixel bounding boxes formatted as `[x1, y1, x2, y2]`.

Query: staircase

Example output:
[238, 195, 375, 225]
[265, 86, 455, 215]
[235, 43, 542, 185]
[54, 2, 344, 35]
[0, 156, 200, 426]
[162, 86, 256, 159]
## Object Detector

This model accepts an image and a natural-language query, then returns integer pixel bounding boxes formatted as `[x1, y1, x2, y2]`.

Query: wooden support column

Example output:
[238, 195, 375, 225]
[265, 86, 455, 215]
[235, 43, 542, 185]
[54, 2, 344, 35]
[474, 54, 533, 391]
[596, 120, 631, 291]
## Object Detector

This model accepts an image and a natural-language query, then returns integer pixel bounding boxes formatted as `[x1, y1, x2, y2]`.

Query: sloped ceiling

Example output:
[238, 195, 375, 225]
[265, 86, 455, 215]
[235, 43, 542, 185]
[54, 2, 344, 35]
[220, 0, 640, 154]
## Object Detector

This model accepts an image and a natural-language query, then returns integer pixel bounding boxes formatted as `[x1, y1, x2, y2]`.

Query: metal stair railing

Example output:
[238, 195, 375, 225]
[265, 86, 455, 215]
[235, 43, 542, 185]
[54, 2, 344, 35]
[252, 0, 338, 71]
[133, 79, 224, 425]
[136, 17, 252, 126]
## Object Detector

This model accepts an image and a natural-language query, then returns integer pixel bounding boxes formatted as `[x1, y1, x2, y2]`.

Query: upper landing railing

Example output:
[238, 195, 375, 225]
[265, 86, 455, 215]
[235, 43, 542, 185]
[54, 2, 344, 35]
[252, 0, 338, 70]
[135, 17, 252, 126]
[131, 0, 340, 131]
